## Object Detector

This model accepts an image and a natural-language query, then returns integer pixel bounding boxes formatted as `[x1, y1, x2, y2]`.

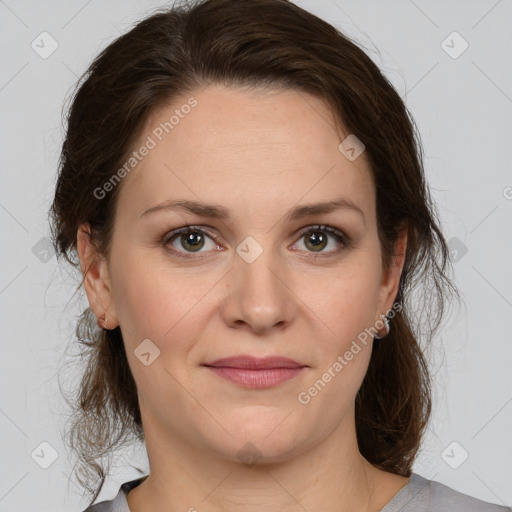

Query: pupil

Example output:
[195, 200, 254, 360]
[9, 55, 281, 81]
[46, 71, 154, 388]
[183, 232, 203, 251]
[307, 232, 326, 251]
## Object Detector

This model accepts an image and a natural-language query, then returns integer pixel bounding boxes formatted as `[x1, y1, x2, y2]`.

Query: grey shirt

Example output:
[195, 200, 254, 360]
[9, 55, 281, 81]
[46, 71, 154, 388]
[84, 473, 511, 511]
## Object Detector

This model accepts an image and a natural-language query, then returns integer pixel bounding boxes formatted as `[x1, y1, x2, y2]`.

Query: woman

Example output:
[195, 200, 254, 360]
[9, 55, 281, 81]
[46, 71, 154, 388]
[49, 0, 510, 510]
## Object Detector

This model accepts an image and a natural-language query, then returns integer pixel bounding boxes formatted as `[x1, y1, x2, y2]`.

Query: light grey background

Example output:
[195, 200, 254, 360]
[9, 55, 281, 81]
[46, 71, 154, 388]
[0, 0, 511, 510]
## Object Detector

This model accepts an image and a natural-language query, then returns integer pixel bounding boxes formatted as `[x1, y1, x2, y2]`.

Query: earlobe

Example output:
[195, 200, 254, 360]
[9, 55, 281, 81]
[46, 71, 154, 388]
[77, 223, 118, 329]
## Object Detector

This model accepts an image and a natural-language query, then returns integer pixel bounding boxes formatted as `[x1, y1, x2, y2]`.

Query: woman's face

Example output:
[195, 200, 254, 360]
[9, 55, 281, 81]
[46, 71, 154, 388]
[80, 84, 405, 463]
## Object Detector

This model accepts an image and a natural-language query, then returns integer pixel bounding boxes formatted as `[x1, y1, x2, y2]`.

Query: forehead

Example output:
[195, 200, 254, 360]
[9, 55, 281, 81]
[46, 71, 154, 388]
[116, 84, 375, 222]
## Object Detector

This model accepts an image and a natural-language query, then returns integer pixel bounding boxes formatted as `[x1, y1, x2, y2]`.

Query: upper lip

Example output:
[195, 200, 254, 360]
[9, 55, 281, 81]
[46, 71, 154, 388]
[203, 355, 307, 369]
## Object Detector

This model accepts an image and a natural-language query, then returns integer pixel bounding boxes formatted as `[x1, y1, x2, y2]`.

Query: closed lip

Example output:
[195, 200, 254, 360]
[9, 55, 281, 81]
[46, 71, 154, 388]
[202, 355, 307, 369]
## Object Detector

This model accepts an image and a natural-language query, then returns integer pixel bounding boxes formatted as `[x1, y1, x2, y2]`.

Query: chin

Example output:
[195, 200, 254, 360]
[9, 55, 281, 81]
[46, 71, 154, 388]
[205, 416, 313, 466]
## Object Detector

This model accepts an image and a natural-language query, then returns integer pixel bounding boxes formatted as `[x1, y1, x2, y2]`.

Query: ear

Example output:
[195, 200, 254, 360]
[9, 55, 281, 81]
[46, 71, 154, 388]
[376, 225, 407, 317]
[77, 223, 118, 329]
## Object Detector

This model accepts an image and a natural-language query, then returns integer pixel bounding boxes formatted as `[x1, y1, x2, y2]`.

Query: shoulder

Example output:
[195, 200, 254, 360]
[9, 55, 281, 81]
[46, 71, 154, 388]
[82, 476, 148, 512]
[388, 473, 511, 512]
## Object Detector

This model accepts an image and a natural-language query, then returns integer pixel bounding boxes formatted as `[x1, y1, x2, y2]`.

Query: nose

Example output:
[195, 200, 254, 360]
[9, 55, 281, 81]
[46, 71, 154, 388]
[220, 247, 297, 335]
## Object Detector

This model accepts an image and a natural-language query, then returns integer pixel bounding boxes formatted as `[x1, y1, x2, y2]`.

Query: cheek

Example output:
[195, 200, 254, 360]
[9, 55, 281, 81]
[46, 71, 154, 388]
[109, 246, 182, 345]
[313, 254, 382, 343]
[109, 247, 213, 379]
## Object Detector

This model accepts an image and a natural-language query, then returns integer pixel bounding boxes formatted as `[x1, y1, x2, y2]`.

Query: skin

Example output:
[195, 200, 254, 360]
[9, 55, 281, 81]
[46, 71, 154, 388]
[77, 84, 409, 511]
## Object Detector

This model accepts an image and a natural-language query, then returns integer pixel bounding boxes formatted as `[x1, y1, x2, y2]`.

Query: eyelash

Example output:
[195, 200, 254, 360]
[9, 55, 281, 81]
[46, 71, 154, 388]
[160, 223, 352, 260]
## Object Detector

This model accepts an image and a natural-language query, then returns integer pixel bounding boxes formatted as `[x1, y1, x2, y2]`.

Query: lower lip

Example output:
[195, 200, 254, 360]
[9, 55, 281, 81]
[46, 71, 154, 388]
[204, 366, 306, 389]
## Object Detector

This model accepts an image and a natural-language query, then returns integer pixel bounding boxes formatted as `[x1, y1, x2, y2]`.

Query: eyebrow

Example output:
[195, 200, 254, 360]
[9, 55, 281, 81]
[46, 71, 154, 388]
[140, 197, 365, 224]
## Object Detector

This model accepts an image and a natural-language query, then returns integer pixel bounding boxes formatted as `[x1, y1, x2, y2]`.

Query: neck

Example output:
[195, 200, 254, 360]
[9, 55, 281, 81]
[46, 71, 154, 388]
[126, 406, 409, 512]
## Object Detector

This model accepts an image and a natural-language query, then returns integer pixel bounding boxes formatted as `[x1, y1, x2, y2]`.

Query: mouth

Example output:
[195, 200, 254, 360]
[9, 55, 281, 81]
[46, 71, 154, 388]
[202, 355, 308, 389]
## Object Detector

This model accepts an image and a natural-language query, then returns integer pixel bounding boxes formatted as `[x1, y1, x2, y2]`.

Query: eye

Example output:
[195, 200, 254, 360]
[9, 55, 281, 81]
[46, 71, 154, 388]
[162, 225, 221, 258]
[292, 224, 350, 258]
[161, 224, 351, 260]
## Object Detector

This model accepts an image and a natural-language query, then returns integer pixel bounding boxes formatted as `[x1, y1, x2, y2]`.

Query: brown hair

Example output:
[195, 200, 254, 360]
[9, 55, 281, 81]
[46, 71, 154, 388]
[49, 0, 458, 505]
